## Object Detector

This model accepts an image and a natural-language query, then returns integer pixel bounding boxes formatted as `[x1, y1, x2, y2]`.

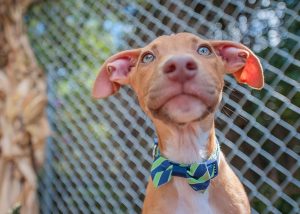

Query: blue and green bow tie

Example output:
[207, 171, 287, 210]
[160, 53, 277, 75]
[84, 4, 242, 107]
[151, 139, 220, 192]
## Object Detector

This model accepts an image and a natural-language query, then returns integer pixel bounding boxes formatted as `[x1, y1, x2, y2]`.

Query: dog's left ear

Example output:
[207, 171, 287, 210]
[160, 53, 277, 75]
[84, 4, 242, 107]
[92, 49, 141, 99]
[211, 41, 264, 89]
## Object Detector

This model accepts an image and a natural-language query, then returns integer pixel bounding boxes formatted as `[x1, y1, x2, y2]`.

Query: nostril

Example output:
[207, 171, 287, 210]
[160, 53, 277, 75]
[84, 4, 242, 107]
[186, 61, 197, 70]
[164, 63, 176, 73]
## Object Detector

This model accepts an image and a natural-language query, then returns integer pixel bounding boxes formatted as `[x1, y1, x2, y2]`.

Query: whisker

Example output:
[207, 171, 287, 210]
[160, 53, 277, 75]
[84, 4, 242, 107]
[220, 105, 232, 118]
[223, 84, 235, 91]
[222, 85, 244, 102]
[219, 101, 248, 123]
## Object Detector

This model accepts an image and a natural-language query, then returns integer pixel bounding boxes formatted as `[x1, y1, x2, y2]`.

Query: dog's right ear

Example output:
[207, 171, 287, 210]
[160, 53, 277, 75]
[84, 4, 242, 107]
[211, 41, 264, 89]
[92, 49, 141, 99]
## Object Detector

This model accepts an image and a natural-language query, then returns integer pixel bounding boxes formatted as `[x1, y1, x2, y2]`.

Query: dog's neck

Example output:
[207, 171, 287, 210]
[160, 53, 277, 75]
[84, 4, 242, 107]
[153, 115, 216, 164]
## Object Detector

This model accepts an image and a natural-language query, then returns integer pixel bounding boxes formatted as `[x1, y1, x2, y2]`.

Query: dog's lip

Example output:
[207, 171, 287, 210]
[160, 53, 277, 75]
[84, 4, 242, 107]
[148, 90, 213, 112]
[163, 93, 199, 104]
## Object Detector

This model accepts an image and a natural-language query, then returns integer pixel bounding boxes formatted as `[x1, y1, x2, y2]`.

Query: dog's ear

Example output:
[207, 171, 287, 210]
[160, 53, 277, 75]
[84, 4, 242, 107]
[92, 49, 141, 99]
[211, 41, 264, 89]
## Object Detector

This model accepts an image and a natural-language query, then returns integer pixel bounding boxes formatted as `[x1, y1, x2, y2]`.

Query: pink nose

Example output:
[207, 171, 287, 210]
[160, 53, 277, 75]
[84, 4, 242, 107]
[163, 55, 197, 82]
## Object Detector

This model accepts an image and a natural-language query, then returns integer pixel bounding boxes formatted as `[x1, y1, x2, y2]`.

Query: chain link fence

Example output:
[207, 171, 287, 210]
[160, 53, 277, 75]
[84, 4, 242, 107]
[26, 0, 300, 213]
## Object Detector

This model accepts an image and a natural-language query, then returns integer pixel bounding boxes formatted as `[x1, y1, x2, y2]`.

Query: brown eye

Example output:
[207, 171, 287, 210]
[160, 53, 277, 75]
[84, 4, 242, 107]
[197, 46, 212, 56]
[142, 53, 155, 63]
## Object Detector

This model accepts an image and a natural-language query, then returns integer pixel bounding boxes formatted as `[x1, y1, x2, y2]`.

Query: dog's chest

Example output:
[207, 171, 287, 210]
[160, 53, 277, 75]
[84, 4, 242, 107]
[172, 178, 215, 214]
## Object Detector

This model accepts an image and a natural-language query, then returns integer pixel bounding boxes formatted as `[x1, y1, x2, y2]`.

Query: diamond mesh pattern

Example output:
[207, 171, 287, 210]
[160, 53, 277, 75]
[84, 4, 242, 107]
[26, 0, 300, 213]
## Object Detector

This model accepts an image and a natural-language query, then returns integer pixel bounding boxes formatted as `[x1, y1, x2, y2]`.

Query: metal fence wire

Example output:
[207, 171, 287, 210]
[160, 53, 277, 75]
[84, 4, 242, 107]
[26, 0, 300, 213]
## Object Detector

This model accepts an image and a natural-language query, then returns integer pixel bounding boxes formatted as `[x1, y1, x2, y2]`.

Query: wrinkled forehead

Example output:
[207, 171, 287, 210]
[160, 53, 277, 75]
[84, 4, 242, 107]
[143, 33, 207, 53]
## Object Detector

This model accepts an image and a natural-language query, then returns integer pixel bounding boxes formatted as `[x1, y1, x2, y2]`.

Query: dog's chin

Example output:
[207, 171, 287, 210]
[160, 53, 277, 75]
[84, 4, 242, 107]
[150, 94, 211, 125]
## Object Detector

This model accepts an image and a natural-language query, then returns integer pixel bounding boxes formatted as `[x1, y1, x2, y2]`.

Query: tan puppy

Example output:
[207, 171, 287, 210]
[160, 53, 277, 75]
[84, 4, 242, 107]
[92, 33, 264, 214]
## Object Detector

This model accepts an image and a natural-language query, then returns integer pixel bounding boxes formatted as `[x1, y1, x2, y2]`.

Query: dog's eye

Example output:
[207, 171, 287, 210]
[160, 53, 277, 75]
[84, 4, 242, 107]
[197, 46, 212, 56]
[142, 53, 155, 63]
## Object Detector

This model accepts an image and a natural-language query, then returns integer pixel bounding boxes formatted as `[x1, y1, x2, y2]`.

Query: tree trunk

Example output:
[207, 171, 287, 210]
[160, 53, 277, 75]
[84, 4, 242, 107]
[0, 0, 49, 213]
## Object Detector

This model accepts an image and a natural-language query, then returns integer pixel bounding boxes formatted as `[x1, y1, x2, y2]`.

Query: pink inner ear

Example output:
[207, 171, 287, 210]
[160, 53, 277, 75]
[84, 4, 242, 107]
[108, 58, 132, 84]
[217, 45, 264, 89]
[92, 48, 141, 99]
[219, 47, 249, 73]
[92, 65, 120, 99]
[92, 58, 133, 99]
[233, 55, 264, 89]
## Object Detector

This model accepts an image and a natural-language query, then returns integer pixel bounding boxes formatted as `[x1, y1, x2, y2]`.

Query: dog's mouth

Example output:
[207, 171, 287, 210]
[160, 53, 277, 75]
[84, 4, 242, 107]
[148, 92, 217, 125]
[160, 93, 206, 109]
[148, 87, 217, 110]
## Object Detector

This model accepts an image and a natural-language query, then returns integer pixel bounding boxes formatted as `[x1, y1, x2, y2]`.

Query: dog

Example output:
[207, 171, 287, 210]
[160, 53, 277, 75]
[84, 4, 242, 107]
[92, 33, 264, 214]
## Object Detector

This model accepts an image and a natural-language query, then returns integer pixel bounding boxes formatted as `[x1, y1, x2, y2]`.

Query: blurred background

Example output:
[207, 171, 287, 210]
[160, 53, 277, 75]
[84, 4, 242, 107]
[23, 0, 300, 213]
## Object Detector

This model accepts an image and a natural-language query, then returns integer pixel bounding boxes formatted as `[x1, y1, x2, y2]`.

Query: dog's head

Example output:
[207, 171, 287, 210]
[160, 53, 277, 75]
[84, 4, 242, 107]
[93, 33, 263, 125]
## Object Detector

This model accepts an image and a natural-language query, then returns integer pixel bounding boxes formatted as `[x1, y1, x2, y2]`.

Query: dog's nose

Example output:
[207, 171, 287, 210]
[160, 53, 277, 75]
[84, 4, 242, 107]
[163, 55, 197, 82]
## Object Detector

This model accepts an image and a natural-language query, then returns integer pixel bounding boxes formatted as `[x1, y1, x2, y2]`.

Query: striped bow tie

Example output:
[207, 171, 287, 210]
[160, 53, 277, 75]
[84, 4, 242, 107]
[150, 139, 220, 192]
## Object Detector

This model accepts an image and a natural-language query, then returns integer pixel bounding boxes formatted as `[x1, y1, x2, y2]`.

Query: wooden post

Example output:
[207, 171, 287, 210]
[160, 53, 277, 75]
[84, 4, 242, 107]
[0, 0, 49, 213]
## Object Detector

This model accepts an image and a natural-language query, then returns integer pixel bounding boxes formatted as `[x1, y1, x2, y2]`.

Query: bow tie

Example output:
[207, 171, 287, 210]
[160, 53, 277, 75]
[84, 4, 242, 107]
[150, 139, 220, 192]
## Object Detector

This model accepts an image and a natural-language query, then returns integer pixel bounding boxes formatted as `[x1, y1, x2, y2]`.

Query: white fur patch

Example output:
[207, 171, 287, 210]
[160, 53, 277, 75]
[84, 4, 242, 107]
[158, 123, 218, 213]
[172, 178, 214, 214]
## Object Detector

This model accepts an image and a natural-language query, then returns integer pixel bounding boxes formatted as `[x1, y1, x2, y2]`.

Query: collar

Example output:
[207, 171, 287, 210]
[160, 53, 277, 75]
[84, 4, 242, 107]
[151, 138, 220, 192]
